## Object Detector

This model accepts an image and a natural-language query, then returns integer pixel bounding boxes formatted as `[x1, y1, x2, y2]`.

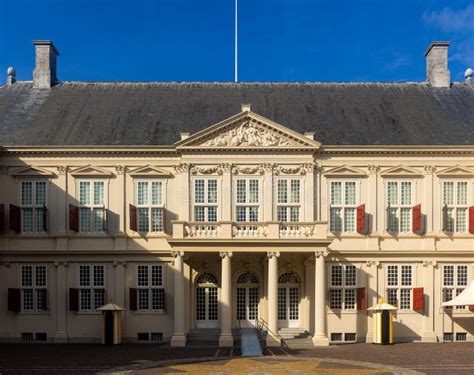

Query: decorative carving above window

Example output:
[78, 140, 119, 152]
[232, 165, 265, 175]
[275, 163, 315, 175]
[278, 272, 299, 284]
[196, 272, 218, 285]
[237, 272, 259, 284]
[190, 165, 222, 175]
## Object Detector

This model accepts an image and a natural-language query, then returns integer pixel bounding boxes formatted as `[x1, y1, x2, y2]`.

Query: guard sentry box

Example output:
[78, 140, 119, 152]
[368, 300, 397, 345]
[97, 302, 125, 345]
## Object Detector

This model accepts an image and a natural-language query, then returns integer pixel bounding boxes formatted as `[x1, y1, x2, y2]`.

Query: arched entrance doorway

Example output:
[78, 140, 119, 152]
[236, 271, 260, 327]
[278, 272, 300, 328]
[195, 272, 219, 328]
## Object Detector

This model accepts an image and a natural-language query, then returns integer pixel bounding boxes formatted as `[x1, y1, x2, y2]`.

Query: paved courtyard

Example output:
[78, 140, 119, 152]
[0, 343, 474, 374]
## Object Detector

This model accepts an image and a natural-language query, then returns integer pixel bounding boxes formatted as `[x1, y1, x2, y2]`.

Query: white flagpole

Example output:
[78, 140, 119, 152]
[235, 0, 238, 82]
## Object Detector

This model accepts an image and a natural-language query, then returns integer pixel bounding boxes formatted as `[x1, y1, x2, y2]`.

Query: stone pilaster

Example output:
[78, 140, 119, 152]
[170, 251, 186, 347]
[54, 261, 69, 343]
[313, 251, 329, 346]
[219, 252, 233, 347]
[266, 252, 281, 346]
[422, 260, 438, 342]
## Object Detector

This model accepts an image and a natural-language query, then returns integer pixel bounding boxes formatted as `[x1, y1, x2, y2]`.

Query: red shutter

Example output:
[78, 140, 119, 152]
[130, 204, 137, 232]
[129, 288, 138, 311]
[69, 204, 79, 232]
[42, 206, 49, 232]
[469, 207, 474, 234]
[8, 288, 21, 312]
[412, 204, 422, 233]
[413, 287, 424, 310]
[162, 208, 166, 233]
[9, 204, 21, 233]
[0, 204, 5, 231]
[356, 204, 365, 233]
[69, 288, 79, 311]
[357, 287, 366, 311]
[468, 305, 474, 312]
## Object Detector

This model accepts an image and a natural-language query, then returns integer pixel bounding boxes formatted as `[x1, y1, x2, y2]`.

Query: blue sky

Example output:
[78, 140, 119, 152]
[0, 0, 473, 82]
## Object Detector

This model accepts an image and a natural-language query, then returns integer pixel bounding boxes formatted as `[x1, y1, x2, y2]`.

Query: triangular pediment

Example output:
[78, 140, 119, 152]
[176, 111, 320, 150]
[436, 165, 474, 177]
[129, 165, 172, 177]
[380, 165, 422, 177]
[323, 165, 367, 177]
[70, 165, 114, 177]
[11, 166, 56, 177]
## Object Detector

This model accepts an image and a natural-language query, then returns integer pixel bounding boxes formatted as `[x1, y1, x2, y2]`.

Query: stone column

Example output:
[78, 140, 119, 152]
[422, 260, 438, 342]
[313, 251, 329, 346]
[219, 252, 233, 346]
[170, 251, 186, 347]
[267, 252, 281, 346]
[54, 261, 69, 343]
[365, 260, 380, 343]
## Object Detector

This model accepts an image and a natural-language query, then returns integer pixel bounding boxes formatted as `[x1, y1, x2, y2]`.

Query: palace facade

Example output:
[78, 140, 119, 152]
[1, 40, 474, 346]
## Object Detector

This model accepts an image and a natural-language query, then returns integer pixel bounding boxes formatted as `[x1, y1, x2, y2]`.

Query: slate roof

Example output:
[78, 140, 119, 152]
[0, 81, 473, 146]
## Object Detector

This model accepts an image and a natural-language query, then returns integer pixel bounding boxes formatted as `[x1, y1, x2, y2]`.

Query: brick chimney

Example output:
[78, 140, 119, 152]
[33, 40, 60, 89]
[425, 41, 450, 88]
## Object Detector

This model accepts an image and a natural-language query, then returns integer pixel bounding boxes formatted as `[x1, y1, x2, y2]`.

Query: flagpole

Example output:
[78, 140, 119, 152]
[235, 0, 238, 82]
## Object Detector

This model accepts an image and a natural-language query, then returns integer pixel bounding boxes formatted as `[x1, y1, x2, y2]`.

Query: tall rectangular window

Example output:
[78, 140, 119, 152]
[78, 265, 106, 311]
[276, 179, 301, 222]
[78, 180, 106, 233]
[387, 181, 412, 233]
[386, 265, 412, 309]
[136, 265, 165, 312]
[193, 179, 218, 222]
[235, 178, 260, 222]
[20, 181, 47, 233]
[443, 182, 468, 233]
[329, 264, 357, 310]
[330, 181, 357, 233]
[443, 265, 468, 310]
[136, 180, 165, 233]
[21, 265, 47, 311]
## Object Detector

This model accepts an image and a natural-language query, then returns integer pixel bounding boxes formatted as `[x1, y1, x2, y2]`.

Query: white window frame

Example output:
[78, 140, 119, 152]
[275, 177, 302, 222]
[78, 264, 106, 312]
[386, 264, 413, 310]
[442, 264, 469, 310]
[329, 180, 358, 233]
[136, 264, 165, 313]
[20, 265, 48, 312]
[328, 264, 357, 311]
[135, 179, 166, 233]
[234, 177, 262, 222]
[192, 177, 220, 222]
[442, 181, 470, 233]
[76, 179, 108, 233]
[386, 180, 413, 234]
[18, 180, 48, 233]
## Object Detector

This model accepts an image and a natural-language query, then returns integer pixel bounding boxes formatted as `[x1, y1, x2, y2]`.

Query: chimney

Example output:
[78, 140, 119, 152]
[6, 67, 16, 85]
[33, 40, 60, 89]
[425, 41, 450, 88]
[180, 132, 190, 141]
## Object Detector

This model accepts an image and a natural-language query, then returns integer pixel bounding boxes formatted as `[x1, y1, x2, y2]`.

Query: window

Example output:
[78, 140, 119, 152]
[78, 265, 106, 311]
[20, 181, 47, 233]
[235, 178, 260, 222]
[136, 180, 165, 233]
[77, 180, 106, 233]
[193, 179, 218, 222]
[386, 265, 412, 309]
[330, 181, 357, 233]
[136, 265, 165, 312]
[387, 181, 412, 233]
[443, 265, 468, 310]
[443, 181, 468, 233]
[329, 264, 357, 310]
[276, 179, 301, 222]
[21, 265, 47, 312]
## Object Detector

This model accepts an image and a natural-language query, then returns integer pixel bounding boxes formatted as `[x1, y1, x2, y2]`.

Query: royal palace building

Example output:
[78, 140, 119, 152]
[1, 40, 474, 346]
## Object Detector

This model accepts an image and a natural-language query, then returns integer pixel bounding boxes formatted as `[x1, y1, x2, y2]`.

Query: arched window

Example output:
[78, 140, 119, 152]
[278, 272, 299, 284]
[237, 272, 259, 284]
[196, 272, 218, 285]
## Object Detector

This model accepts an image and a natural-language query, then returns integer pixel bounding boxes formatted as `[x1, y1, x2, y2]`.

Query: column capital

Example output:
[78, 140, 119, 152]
[423, 260, 437, 268]
[171, 251, 185, 258]
[113, 261, 127, 267]
[366, 260, 381, 268]
[220, 251, 233, 259]
[267, 251, 280, 259]
[314, 251, 328, 259]
[54, 261, 68, 267]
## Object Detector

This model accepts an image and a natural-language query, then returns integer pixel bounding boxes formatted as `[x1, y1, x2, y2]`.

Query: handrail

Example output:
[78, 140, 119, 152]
[255, 317, 284, 344]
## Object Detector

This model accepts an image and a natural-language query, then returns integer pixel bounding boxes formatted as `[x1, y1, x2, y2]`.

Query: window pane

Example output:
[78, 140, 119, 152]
[249, 180, 259, 203]
[138, 208, 149, 232]
[194, 206, 205, 222]
[457, 266, 468, 286]
[35, 266, 47, 287]
[443, 182, 454, 205]
[331, 265, 343, 286]
[400, 208, 411, 232]
[401, 265, 412, 286]
[36, 289, 47, 311]
[138, 289, 149, 310]
[208, 180, 217, 204]
[22, 289, 34, 310]
[387, 289, 398, 306]
[445, 208, 454, 232]
[345, 289, 356, 309]
[151, 265, 162, 287]
[151, 208, 163, 232]
[277, 206, 287, 221]
[389, 208, 399, 232]
[79, 181, 90, 205]
[400, 182, 411, 205]
[93, 289, 105, 309]
[152, 289, 164, 310]
[249, 207, 258, 222]
[35, 208, 45, 233]
[94, 208, 105, 233]
[207, 207, 217, 222]
[79, 207, 92, 232]
[137, 181, 148, 205]
[151, 181, 163, 205]
[237, 180, 246, 203]
[345, 182, 356, 205]
[22, 266, 33, 287]
[290, 207, 299, 222]
[457, 182, 467, 205]
[93, 182, 104, 205]
[278, 180, 287, 204]
[444, 266, 455, 286]
[22, 208, 33, 233]
[387, 265, 398, 286]
[330, 208, 342, 232]
[21, 182, 33, 206]
[80, 289, 91, 310]
[137, 266, 149, 287]
[331, 182, 342, 205]
[330, 289, 342, 310]
[194, 180, 205, 203]
[35, 182, 47, 206]
[387, 182, 398, 205]
[236, 207, 246, 222]
[400, 289, 411, 309]
[93, 265, 105, 287]
[79, 266, 91, 287]
[456, 208, 467, 233]
[290, 180, 300, 204]
[344, 208, 355, 232]
[345, 266, 356, 286]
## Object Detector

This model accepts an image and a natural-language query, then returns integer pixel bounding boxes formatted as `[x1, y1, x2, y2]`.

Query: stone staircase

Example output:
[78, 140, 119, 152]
[186, 328, 221, 347]
[278, 328, 314, 349]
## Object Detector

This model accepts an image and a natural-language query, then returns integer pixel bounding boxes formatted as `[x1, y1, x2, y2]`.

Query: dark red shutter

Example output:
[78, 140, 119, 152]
[42, 206, 49, 232]
[356, 204, 365, 233]
[0, 204, 5, 231]
[442, 204, 448, 232]
[69, 288, 79, 311]
[103, 209, 108, 232]
[9, 204, 21, 233]
[469, 207, 474, 234]
[69, 204, 79, 232]
[8, 288, 21, 312]
[412, 204, 422, 233]
[413, 287, 424, 310]
[468, 305, 474, 312]
[357, 287, 366, 311]
[129, 288, 137, 311]
[130, 204, 137, 231]
[162, 208, 166, 233]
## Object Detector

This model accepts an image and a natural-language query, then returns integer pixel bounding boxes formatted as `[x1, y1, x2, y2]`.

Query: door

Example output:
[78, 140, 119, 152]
[104, 311, 114, 345]
[195, 273, 219, 329]
[277, 272, 300, 328]
[236, 272, 260, 327]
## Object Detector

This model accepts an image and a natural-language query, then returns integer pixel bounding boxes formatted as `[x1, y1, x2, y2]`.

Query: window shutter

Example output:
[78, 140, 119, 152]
[442, 204, 448, 232]
[129, 204, 137, 232]
[69, 204, 79, 232]
[385, 204, 390, 232]
[0, 204, 5, 231]
[413, 287, 424, 310]
[356, 287, 366, 311]
[162, 208, 166, 233]
[129, 288, 138, 311]
[412, 204, 422, 234]
[468, 305, 474, 312]
[9, 204, 21, 233]
[356, 204, 365, 233]
[103, 208, 109, 232]
[43, 205, 49, 232]
[7, 288, 21, 312]
[469, 207, 474, 234]
[69, 288, 79, 311]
